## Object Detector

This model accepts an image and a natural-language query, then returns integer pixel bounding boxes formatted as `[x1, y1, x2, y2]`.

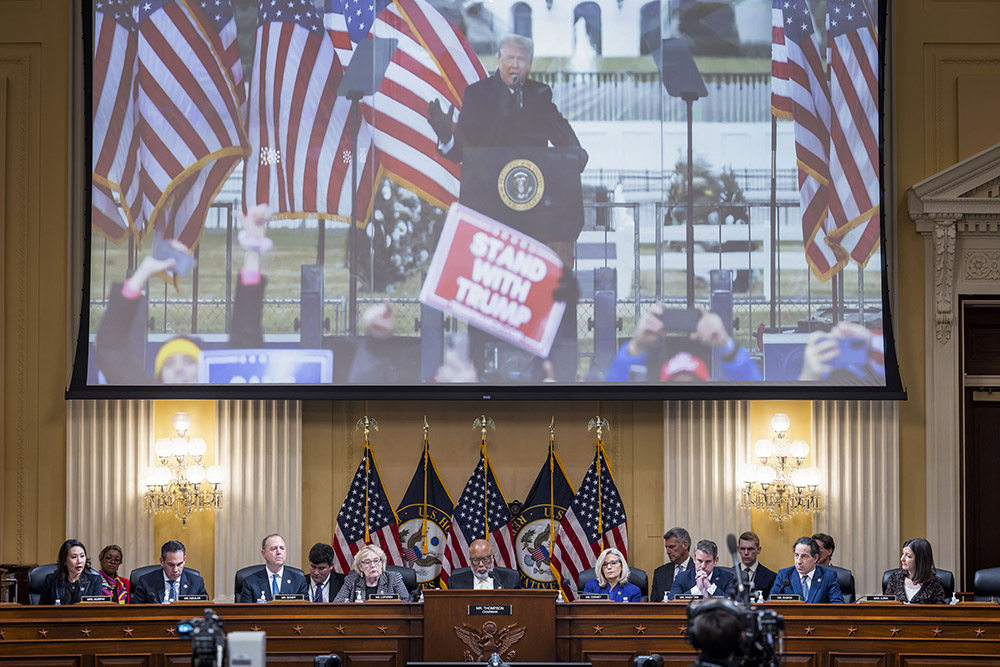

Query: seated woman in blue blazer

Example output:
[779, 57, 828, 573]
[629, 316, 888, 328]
[40, 539, 102, 605]
[583, 547, 642, 602]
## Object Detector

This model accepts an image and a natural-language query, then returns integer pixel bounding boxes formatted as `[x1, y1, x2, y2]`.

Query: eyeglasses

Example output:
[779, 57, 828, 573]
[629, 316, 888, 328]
[360, 559, 381, 567]
[470, 556, 493, 565]
[103, 556, 122, 564]
[603, 560, 622, 567]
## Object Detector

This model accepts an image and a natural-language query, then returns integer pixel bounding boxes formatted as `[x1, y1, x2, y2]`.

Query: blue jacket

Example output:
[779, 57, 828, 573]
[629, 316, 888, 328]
[583, 577, 642, 602]
[668, 567, 736, 600]
[605, 344, 762, 382]
[769, 565, 844, 603]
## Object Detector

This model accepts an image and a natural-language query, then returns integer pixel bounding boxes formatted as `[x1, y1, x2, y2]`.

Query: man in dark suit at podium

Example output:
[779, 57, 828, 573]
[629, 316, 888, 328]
[428, 35, 587, 174]
[131, 540, 207, 604]
[448, 539, 521, 590]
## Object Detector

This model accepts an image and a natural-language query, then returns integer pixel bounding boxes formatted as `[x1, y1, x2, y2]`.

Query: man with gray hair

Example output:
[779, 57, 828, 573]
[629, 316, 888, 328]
[668, 539, 736, 600]
[427, 34, 587, 171]
[651, 526, 695, 602]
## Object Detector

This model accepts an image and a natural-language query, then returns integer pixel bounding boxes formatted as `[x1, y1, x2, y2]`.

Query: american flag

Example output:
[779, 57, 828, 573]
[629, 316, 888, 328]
[134, 0, 248, 248]
[551, 446, 628, 601]
[332, 444, 404, 573]
[440, 451, 516, 586]
[825, 0, 881, 267]
[324, 0, 486, 209]
[770, 0, 792, 119]
[93, 0, 141, 242]
[779, 0, 847, 280]
[243, 0, 377, 222]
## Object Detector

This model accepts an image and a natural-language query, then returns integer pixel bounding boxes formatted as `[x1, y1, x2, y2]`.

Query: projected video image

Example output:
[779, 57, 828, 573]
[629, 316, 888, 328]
[86, 0, 889, 390]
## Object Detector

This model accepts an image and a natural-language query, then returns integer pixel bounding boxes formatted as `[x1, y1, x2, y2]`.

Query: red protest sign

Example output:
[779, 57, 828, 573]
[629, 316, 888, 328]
[419, 204, 566, 358]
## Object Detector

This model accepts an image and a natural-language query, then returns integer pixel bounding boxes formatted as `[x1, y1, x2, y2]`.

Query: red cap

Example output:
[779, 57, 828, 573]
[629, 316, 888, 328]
[660, 352, 710, 381]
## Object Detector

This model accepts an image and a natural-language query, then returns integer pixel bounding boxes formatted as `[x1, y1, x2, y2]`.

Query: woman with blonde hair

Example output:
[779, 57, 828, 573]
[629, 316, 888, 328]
[583, 547, 642, 602]
[333, 545, 409, 602]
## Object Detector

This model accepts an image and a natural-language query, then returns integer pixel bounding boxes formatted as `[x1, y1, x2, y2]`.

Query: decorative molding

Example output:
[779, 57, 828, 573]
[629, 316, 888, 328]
[0, 55, 31, 562]
[964, 251, 1000, 280]
[933, 220, 957, 344]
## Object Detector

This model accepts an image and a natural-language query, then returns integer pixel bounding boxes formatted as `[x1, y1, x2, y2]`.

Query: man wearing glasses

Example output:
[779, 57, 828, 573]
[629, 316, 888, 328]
[448, 539, 521, 590]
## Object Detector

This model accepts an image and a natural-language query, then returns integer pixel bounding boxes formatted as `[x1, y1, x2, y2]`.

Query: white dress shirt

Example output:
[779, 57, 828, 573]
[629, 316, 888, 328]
[473, 574, 494, 590]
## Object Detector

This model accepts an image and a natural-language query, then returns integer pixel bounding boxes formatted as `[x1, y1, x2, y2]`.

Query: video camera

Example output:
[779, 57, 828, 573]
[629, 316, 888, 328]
[177, 609, 268, 667]
[177, 609, 227, 667]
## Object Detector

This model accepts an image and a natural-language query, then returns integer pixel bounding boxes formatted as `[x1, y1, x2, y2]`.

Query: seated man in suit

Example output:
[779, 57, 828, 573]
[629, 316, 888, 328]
[737, 530, 776, 600]
[307, 542, 344, 603]
[812, 532, 836, 566]
[448, 539, 520, 590]
[651, 526, 695, 603]
[131, 540, 207, 604]
[669, 539, 736, 600]
[770, 537, 844, 603]
[237, 533, 308, 602]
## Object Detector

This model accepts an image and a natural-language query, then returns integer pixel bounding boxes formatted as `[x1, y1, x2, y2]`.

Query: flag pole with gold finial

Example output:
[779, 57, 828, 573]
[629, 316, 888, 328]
[473, 415, 496, 540]
[587, 416, 610, 550]
[356, 416, 379, 544]
[422, 416, 429, 554]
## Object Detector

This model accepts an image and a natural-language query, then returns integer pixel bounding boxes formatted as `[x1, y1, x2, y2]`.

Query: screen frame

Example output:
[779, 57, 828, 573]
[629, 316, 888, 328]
[67, 0, 905, 402]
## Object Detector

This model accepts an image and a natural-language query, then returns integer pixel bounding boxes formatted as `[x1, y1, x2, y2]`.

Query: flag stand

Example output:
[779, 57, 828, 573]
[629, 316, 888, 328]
[337, 37, 397, 336]
[355, 416, 379, 543]
[587, 416, 611, 550]
[655, 39, 707, 307]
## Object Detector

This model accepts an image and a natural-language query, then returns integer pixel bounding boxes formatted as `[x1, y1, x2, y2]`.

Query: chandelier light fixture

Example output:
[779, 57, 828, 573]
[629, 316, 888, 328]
[739, 413, 821, 523]
[143, 412, 223, 525]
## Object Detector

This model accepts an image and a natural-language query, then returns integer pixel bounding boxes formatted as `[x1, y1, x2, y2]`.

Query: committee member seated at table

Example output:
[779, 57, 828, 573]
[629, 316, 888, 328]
[669, 539, 735, 600]
[97, 544, 129, 604]
[39, 539, 103, 605]
[884, 538, 947, 604]
[651, 526, 695, 603]
[307, 542, 345, 603]
[769, 537, 844, 603]
[447, 539, 521, 590]
[583, 547, 642, 602]
[333, 545, 409, 602]
[737, 530, 777, 600]
[131, 540, 207, 604]
[238, 533, 308, 602]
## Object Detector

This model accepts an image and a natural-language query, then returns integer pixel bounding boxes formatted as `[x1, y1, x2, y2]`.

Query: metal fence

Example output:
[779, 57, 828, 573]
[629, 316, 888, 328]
[535, 71, 771, 123]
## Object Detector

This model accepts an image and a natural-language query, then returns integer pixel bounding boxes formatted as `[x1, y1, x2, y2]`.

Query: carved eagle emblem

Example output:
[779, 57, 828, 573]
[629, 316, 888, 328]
[453, 621, 526, 662]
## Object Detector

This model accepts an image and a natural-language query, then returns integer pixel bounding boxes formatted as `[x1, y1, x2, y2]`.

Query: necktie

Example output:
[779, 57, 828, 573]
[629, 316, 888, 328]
[745, 567, 753, 581]
[169, 580, 178, 602]
[313, 584, 322, 603]
[801, 575, 810, 600]
[272, 574, 280, 596]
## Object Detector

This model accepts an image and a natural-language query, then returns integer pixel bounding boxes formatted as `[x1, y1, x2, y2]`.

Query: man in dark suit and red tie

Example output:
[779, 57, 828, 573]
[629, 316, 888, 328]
[131, 540, 207, 604]
[769, 536, 845, 603]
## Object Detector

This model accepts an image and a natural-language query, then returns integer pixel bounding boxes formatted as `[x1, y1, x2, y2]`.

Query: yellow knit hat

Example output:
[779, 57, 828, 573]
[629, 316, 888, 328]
[154, 338, 201, 378]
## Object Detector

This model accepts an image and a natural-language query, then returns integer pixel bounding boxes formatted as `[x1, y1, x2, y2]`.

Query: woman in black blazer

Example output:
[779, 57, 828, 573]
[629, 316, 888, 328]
[39, 539, 103, 605]
[884, 538, 947, 604]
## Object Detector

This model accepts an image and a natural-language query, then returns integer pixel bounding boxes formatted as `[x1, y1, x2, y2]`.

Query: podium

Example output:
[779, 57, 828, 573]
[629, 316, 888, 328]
[460, 147, 584, 245]
[423, 589, 557, 662]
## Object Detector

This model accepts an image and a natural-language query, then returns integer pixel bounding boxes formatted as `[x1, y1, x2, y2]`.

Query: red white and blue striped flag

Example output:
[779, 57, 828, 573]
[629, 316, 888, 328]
[551, 446, 628, 601]
[777, 0, 847, 280]
[332, 443, 404, 573]
[242, 0, 377, 222]
[825, 0, 881, 267]
[135, 0, 248, 248]
[323, 0, 486, 209]
[440, 450, 516, 586]
[770, 0, 792, 119]
[93, 0, 141, 243]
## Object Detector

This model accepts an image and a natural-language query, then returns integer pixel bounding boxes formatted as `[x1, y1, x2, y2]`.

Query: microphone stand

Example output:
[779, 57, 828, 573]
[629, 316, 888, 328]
[727, 533, 750, 606]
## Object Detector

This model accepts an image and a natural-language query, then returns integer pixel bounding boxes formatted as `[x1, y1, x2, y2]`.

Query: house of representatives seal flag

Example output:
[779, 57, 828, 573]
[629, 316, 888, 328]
[513, 432, 574, 591]
[396, 423, 454, 588]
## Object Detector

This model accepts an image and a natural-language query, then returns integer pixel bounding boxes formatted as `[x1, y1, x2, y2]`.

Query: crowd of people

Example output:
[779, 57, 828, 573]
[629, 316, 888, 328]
[38, 530, 947, 606]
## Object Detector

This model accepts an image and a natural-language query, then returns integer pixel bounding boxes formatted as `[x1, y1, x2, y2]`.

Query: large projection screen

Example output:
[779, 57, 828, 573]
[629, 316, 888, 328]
[70, 0, 904, 399]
